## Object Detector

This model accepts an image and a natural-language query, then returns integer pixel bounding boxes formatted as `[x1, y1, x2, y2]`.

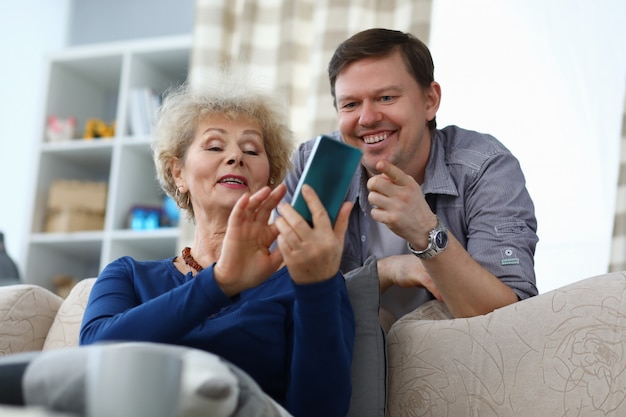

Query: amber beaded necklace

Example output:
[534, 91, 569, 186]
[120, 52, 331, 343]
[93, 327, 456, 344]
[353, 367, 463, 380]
[181, 247, 204, 272]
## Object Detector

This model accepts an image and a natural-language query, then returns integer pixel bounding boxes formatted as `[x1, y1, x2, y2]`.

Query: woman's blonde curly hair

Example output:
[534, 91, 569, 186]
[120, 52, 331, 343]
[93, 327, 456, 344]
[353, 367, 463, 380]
[152, 71, 295, 220]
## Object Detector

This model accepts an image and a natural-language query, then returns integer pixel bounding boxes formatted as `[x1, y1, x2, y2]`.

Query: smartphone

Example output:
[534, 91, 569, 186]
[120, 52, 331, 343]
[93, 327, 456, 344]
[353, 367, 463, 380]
[290, 135, 362, 226]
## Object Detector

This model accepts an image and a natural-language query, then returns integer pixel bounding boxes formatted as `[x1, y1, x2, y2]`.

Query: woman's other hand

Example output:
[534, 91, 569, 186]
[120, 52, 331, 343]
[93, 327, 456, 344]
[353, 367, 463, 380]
[214, 185, 286, 296]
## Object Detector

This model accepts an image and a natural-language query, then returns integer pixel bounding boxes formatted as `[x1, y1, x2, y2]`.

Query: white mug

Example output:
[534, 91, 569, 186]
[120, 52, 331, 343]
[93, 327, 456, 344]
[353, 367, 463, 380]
[87, 343, 182, 417]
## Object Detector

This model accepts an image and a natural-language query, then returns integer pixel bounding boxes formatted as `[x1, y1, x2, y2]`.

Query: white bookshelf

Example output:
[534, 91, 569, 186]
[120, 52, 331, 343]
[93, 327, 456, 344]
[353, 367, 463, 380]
[23, 36, 191, 290]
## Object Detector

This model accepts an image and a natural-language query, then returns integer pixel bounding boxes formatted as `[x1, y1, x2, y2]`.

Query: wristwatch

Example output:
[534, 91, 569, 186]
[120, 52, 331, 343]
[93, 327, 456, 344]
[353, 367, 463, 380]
[407, 216, 449, 259]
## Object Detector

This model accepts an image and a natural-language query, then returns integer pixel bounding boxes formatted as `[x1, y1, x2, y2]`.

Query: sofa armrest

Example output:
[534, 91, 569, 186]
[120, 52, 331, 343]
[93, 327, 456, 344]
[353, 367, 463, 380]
[386, 271, 626, 416]
[0, 285, 63, 355]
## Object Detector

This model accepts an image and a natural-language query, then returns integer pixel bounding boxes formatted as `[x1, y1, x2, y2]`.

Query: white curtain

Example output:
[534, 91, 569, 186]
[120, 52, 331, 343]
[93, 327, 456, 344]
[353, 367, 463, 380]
[189, 0, 433, 143]
[610, 93, 626, 272]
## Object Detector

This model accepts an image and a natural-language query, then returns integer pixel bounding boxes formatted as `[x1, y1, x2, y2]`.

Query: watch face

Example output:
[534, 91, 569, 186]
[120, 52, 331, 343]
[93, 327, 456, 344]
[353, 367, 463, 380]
[434, 230, 448, 249]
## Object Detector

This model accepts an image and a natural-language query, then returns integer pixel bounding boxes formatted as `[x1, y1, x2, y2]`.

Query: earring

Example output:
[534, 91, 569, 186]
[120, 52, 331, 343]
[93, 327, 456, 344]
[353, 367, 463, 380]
[175, 186, 190, 209]
[269, 178, 275, 185]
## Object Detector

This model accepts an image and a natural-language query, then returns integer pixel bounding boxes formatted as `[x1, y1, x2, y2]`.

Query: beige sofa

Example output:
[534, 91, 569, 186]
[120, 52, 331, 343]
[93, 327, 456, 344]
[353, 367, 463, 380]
[0, 278, 95, 355]
[387, 270, 626, 417]
[2, 271, 626, 417]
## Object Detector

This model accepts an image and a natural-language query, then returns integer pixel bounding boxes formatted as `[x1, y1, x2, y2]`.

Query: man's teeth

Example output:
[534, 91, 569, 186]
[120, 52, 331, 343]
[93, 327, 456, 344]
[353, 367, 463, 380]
[363, 134, 388, 144]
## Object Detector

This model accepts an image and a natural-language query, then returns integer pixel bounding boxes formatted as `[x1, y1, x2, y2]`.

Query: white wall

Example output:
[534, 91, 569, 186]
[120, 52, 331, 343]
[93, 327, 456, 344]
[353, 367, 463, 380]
[0, 0, 70, 278]
[430, 0, 626, 292]
[68, 0, 194, 45]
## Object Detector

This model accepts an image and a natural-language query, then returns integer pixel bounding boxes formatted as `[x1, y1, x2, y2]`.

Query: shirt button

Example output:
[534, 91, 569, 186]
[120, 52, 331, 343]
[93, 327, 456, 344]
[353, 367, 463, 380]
[361, 235, 366, 242]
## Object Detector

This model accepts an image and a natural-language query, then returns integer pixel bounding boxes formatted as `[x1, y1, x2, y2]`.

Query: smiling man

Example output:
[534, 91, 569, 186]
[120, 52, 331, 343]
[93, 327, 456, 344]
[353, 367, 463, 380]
[283, 28, 539, 320]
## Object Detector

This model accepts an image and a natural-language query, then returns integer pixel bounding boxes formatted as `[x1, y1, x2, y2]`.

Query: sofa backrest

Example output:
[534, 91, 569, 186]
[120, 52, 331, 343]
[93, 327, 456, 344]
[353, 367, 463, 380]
[42, 278, 96, 351]
[386, 271, 626, 417]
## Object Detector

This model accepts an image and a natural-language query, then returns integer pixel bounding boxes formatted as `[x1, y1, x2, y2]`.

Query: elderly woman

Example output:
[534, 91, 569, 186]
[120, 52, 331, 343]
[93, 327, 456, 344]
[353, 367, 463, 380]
[79, 75, 355, 417]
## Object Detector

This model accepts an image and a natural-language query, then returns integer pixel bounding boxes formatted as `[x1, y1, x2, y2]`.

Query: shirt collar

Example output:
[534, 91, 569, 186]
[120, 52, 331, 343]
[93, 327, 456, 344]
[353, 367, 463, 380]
[422, 130, 459, 198]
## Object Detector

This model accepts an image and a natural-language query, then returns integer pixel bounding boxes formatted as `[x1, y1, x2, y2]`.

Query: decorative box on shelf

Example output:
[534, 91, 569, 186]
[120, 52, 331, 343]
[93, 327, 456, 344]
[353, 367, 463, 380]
[45, 180, 108, 233]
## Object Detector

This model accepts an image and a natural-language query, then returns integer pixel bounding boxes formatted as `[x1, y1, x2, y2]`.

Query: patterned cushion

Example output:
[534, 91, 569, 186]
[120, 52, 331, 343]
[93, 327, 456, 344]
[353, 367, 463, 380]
[0, 285, 63, 355]
[386, 271, 626, 417]
[43, 278, 96, 351]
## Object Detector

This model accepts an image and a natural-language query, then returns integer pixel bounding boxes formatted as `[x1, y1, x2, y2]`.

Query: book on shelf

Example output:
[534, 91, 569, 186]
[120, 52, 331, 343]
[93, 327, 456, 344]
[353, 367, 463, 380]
[128, 87, 161, 137]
